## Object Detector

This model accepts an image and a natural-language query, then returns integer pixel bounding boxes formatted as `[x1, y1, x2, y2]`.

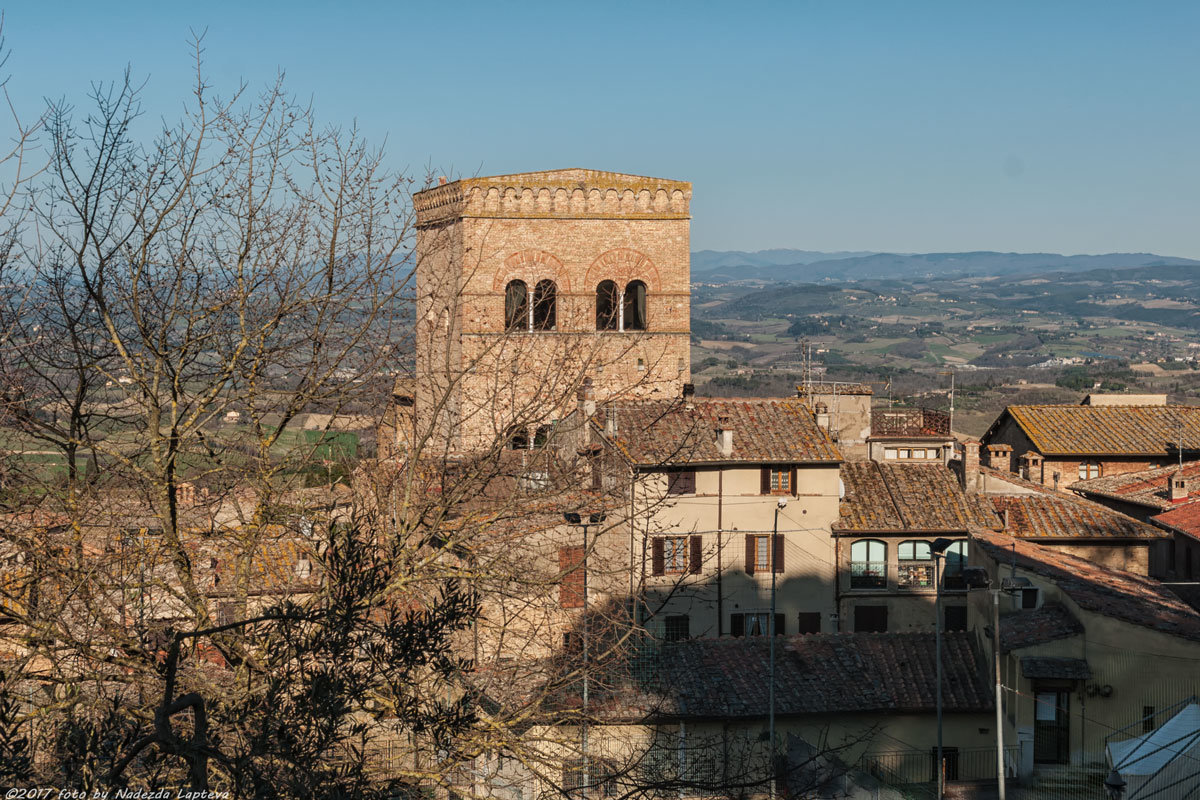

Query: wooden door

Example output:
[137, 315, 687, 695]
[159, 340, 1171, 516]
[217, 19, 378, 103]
[1034, 689, 1070, 764]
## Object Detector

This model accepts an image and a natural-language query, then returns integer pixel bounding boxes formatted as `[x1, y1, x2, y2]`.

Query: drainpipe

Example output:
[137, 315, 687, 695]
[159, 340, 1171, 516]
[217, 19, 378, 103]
[717, 469, 724, 636]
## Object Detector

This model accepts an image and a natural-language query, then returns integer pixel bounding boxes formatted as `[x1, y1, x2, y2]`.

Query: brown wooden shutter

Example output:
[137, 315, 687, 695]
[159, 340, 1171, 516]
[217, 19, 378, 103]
[651, 537, 665, 576]
[774, 613, 786, 637]
[789, 466, 798, 495]
[744, 534, 756, 575]
[760, 468, 771, 495]
[689, 535, 703, 574]
[773, 533, 784, 573]
[730, 613, 745, 637]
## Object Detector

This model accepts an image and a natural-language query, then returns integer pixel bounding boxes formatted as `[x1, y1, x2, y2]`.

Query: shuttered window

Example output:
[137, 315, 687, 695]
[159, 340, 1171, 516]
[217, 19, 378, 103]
[559, 546, 584, 608]
[744, 533, 783, 574]
[652, 535, 702, 576]
[667, 470, 696, 495]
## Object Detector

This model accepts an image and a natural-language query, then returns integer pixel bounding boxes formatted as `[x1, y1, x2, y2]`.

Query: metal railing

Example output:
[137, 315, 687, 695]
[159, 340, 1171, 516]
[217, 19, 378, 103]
[850, 561, 888, 589]
[872, 407, 951, 437]
[861, 746, 1020, 785]
[898, 561, 935, 589]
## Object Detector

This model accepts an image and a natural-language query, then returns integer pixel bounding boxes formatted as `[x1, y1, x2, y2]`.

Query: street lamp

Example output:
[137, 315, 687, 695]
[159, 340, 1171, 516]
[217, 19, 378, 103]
[930, 538, 989, 799]
[769, 496, 787, 800]
[987, 575, 1033, 800]
[1104, 768, 1127, 800]
[563, 511, 606, 798]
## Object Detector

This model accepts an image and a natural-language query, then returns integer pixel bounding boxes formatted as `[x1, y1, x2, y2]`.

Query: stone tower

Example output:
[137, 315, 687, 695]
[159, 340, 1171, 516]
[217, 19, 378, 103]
[411, 169, 692, 454]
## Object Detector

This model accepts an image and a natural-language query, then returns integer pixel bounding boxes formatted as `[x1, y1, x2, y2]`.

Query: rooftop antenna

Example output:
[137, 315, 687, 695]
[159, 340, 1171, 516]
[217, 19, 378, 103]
[801, 338, 812, 405]
[940, 369, 956, 434]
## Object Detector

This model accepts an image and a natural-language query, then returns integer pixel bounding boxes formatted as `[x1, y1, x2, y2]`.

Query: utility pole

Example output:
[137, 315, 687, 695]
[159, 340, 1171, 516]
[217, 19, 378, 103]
[940, 370, 956, 434]
[769, 497, 787, 800]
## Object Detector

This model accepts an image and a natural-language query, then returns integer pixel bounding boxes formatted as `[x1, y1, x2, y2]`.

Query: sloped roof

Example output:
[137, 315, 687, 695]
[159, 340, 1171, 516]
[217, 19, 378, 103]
[1021, 656, 1091, 680]
[1000, 602, 1085, 653]
[835, 462, 1000, 533]
[1072, 460, 1200, 511]
[1152, 502, 1200, 542]
[602, 632, 992, 721]
[973, 530, 1200, 644]
[991, 405, 1200, 457]
[989, 494, 1167, 540]
[595, 398, 842, 467]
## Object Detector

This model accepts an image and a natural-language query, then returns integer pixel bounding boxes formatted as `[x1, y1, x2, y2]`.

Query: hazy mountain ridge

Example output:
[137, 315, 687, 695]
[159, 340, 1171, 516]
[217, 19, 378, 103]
[692, 249, 1200, 283]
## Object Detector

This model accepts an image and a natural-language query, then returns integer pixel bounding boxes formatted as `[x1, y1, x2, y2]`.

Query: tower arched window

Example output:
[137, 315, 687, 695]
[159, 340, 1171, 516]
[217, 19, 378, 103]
[623, 280, 647, 331]
[532, 279, 557, 331]
[505, 280, 528, 331]
[596, 280, 619, 330]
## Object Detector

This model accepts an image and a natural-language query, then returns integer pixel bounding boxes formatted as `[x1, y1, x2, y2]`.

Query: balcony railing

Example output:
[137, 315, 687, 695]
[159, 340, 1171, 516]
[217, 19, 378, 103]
[898, 561, 935, 589]
[850, 561, 888, 590]
[872, 407, 951, 437]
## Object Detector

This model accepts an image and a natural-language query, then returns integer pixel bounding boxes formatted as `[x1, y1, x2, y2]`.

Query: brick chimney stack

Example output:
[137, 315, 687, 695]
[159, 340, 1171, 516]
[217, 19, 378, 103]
[984, 443, 1014, 473]
[961, 440, 981, 493]
[578, 377, 596, 418]
[1170, 471, 1189, 502]
[715, 415, 733, 458]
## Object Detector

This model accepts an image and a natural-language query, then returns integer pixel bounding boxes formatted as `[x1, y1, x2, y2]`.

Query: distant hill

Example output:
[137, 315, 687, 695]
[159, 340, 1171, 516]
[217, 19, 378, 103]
[691, 250, 1200, 283]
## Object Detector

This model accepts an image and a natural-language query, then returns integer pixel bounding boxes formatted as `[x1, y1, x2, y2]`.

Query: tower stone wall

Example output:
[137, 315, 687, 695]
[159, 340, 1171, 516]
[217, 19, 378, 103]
[413, 169, 692, 454]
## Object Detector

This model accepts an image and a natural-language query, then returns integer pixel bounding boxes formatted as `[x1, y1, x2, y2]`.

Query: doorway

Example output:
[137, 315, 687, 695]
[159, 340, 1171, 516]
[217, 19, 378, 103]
[1034, 688, 1070, 764]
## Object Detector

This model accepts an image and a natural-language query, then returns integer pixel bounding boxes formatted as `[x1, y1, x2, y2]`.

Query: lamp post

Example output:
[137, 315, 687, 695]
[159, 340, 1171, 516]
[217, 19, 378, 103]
[993, 575, 1033, 800]
[563, 511, 607, 798]
[769, 497, 787, 799]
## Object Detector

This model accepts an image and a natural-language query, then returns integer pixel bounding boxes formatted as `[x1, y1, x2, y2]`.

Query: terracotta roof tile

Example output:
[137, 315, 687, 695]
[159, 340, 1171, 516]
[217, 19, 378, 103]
[595, 398, 841, 467]
[990, 495, 1167, 540]
[999, 602, 1084, 653]
[836, 462, 1000, 532]
[998, 405, 1200, 457]
[1072, 460, 1200, 511]
[591, 632, 992, 721]
[973, 530, 1200, 643]
[1021, 657, 1091, 680]
[1151, 503, 1200, 542]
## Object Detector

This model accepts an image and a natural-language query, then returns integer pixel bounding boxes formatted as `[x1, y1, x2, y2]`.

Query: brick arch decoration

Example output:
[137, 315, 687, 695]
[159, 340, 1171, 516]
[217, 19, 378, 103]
[584, 248, 661, 294]
[493, 249, 569, 293]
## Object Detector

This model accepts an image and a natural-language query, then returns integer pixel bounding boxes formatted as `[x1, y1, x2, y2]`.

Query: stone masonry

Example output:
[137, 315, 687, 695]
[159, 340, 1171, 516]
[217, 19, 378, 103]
[413, 169, 692, 453]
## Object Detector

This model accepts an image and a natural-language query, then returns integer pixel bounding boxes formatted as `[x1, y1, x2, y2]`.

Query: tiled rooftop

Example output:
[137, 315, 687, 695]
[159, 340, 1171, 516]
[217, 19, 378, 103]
[1151, 502, 1200, 542]
[999, 602, 1084, 653]
[1072, 460, 1200, 511]
[1021, 656, 1091, 680]
[588, 632, 992, 721]
[989, 494, 1167, 540]
[594, 398, 842, 467]
[835, 462, 1000, 533]
[994, 405, 1200, 457]
[973, 530, 1200, 644]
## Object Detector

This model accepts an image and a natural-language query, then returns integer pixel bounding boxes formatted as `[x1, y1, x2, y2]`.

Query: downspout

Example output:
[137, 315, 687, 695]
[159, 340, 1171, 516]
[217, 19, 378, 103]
[834, 535, 842, 632]
[717, 469, 724, 637]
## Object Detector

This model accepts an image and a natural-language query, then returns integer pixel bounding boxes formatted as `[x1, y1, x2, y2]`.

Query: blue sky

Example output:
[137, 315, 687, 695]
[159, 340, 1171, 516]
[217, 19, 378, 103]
[6, 1, 1200, 256]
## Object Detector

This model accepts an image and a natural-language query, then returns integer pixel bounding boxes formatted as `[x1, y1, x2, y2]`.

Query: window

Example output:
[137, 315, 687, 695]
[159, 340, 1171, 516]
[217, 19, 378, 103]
[504, 280, 528, 331]
[1143, 706, 1156, 733]
[796, 612, 821, 634]
[760, 466, 795, 495]
[731, 612, 785, 637]
[651, 535, 702, 576]
[854, 605, 887, 633]
[850, 539, 887, 589]
[745, 533, 783, 575]
[623, 280, 647, 331]
[532, 279, 557, 330]
[942, 539, 969, 591]
[559, 546, 585, 608]
[664, 615, 690, 642]
[1079, 460, 1101, 480]
[666, 470, 696, 495]
[898, 540, 934, 589]
[944, 605, 968, 632]
[217, 601, 237, 627]
[595, 280, 619, 330]
[533, 423, 553, 448]
[1021, 587, 1040, 610]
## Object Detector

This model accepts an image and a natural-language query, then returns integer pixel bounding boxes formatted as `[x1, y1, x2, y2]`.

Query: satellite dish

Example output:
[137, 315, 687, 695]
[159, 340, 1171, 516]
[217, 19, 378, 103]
[838, 479, 846, 499]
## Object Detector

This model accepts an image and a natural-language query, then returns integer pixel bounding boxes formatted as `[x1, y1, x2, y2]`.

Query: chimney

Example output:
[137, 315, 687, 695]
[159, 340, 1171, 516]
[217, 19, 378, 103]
[178, 482, 196, 507]
[984, 443, 1014, 473]
[1170, 471, 1188, 502]
[578, 377, 596, 418]
[682, 382, 695, 410]
[438, 176, 448, 186]
[814, 401, 830, 431]
[604, 407, 618, 437]
[961, 440, 980, 494]
[715, 415, 733, 458]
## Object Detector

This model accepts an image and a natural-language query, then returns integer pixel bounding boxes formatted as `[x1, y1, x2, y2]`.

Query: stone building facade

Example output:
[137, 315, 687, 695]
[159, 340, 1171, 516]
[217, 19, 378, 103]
[412, 169, 693, 454]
